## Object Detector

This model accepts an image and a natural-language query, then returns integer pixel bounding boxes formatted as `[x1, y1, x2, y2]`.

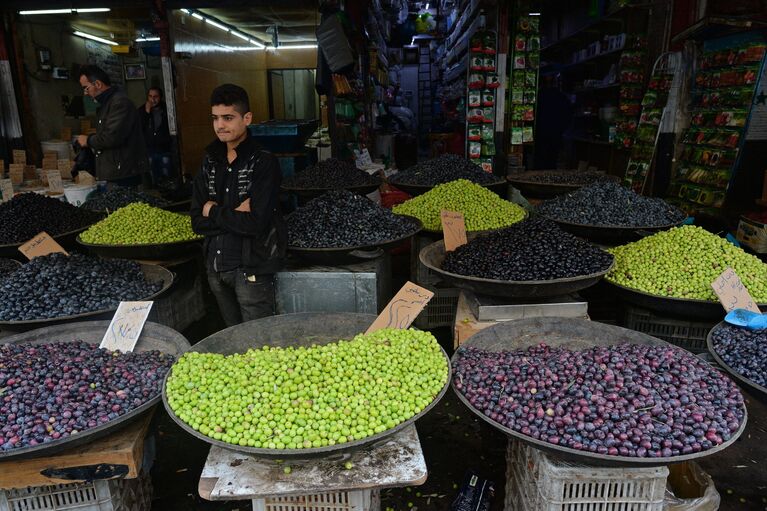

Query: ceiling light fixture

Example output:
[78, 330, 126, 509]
[204, 18, 230, 32]
[136, 36, 161, 42]
[276, 44, 318, 49]
[180, 9, 190, 14]
[73, 30, 117, 46]
[249, 39, 265, 48]
[20, 8, 111, 15]
[191, 12, 204, 20]
[528, 12, 541, 16]
[231, 31, 249, 41]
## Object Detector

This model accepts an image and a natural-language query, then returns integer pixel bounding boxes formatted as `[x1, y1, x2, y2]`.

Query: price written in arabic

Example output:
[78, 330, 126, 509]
[100, 301, 154, 352]
[366, 281, 434, 333]
[18, 232, 68, 260]
[440, 210, 468, 252]
[711, 267, 760, 314]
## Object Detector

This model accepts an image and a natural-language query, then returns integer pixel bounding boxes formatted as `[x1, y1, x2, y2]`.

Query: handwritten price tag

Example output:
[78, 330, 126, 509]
[711, 267, 760, 314]
[42, 158, 58, 170]
[100, 301, 154, 352]
[355, 148, 373, 168]
[12, 150, 26, 165]
[47, 170, 64, 193]
[8, 164, 24, 185]
[18, 232, 68, 260]
[0, 179, 13, 202]
[441, 210, 468, 252]
[366, 281, 434, 334]
[61, 127, 72, 141]
[58, 159, 72, 179]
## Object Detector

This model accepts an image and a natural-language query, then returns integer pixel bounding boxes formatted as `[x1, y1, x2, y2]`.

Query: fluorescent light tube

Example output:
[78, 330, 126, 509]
[73, 30, 117, 46]
[204, 18, 230, 32]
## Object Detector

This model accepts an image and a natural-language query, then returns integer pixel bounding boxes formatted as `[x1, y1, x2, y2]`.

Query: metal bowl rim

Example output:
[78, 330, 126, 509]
[161, 313, 452, 457]
[0, 263, 174, 326]
[707, 321, 767, 397]
[286, 215, 422, 253]
[450, 317, 748, 466]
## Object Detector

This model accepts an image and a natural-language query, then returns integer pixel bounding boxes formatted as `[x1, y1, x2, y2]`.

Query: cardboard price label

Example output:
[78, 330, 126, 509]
[42, 158, 58, 170]
[58, 159, 72, 179]
[12, 150, 26, 165]
[61, 127, 72, 141]
[366, 281, 434, 333]
[711, 267, 760, 314]
[100, 301, 154, 352]
[8, 164, 24, 185]
[441, 210, 468, 252]
[355, 148, 373, 168]
[47, 170, 64, 193]
[0, 179, 13, 202]
[19, 232, 68, 260]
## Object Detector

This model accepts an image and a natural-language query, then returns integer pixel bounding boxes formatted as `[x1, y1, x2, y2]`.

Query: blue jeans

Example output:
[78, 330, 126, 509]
[207, 270, 275, 326]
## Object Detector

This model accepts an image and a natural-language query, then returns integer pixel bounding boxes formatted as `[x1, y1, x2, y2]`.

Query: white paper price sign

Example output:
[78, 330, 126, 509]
[100, 301, 154, 352]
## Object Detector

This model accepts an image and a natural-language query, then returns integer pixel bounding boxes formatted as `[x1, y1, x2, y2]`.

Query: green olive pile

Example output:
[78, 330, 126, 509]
[607, 225, 767, 301]
[165, 328, 448, 450]
[80, 203, 201, 245]
[392, 179, 526, 231]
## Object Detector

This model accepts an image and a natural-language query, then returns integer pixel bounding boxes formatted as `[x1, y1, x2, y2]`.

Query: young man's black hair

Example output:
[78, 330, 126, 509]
[210, 83, 250, 115]
[190, 83, 286, 326]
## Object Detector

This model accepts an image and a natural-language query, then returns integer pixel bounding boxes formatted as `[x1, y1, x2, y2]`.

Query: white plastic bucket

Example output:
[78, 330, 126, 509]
[63, 184, 96, 206]
[41, 140, 72, 160]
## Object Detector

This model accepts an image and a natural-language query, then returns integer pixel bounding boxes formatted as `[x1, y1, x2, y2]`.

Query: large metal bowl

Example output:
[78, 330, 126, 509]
[387, 176, 508, 198]
[0, 320, 190, 460]
[281, 179, 383, 202]
[162, 312, 451, 458]
[0, 264, 174, 333]
[287, 215, 422, 265]
[605, 279, 767, 320]
[76, 236, 203, 261]
[537, 214, 687, 245]
[707, 322, 767, 398]
[452, 317, 748, 466]
[508, 171, 620, 199]
[419, 239, 613, 298]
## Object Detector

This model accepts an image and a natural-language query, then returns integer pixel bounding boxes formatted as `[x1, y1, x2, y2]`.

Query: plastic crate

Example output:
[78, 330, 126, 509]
[0, 473, 152, 511]
[414, 286, 460, 330]
[621, 305, 716, 353]
[410, 234, 442, 287]
[252, 489, 379, 511]
[505, 441, 668, 511]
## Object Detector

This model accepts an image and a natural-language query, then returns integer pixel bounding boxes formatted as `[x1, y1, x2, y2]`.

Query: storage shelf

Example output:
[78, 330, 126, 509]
[541, 6, 631, 54]
[573, 83, 621, 93]
[671, 16, 767, 45]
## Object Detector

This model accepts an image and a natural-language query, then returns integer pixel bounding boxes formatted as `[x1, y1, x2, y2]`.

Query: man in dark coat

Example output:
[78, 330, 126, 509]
[138, 87, 172, 180]
[190, 84, 286, 326]
[76, 65, 149, 185]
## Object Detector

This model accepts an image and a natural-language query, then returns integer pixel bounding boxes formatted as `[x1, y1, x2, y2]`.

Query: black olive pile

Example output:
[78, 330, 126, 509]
[537, 181, 686, 227]
[0, 341, 174, 452]
[283, 158, 378, 189]
[0, 258, 20, 276]
[0, 193, 102, 245]
[711, 324, 767, 388]
[442, 218, 613, 281]
[0, 253, 162, 321]
[390, 154, 498, 186]
[518, 171, 612, 185]
[288, 190, 419, 248]
[82, 186, 170, 212]
[453, 343, 745, 458]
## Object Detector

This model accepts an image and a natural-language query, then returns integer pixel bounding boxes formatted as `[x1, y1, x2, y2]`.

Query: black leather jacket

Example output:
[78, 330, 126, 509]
[190, 135, 287, 275]
[87, 87, 149, 181]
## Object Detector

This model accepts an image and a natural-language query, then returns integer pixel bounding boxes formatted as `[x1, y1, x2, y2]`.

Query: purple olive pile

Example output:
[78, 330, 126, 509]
[711, 324, 767, 388]
[442, 218, 613, 281]
[0, 341, 174, 452]
[453, 343, 744, 459]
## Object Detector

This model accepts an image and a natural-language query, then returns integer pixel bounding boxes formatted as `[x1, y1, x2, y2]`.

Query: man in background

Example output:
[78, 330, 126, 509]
[76, 65, 148, 185]
[138, 87, 172, 181]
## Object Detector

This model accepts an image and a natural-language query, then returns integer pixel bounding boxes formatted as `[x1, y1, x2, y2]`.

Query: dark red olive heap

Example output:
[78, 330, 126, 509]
[0, 341, 174, 452]
[453, 343, 744, 459]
